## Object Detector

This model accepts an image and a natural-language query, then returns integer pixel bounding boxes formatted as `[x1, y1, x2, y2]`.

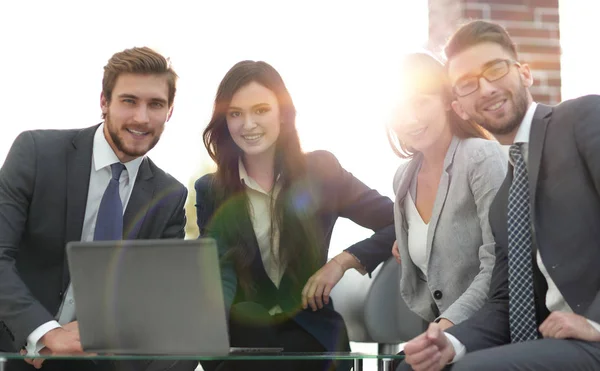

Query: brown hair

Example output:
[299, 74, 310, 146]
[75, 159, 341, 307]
[388, 52, 490, 159]
[444, 20, 518, 62]
[101, 46, 178, 118]
[203, 61, 322, 296]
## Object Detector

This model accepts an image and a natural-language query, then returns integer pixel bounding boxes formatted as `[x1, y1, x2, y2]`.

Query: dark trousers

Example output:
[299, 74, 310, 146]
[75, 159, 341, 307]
[396, 339, 600, 371]
[6, 358, 197, 371]
[201, 302, 337, 371]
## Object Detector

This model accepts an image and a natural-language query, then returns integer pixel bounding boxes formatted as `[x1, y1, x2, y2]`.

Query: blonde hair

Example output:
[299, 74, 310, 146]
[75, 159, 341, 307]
[388, 52, 490, 159]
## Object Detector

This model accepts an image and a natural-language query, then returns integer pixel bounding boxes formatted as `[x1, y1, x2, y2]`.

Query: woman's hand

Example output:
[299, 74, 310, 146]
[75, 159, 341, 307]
[301, 259, 345, 311]
[392, 240, 401, 264]
[301, 251, 363, 311]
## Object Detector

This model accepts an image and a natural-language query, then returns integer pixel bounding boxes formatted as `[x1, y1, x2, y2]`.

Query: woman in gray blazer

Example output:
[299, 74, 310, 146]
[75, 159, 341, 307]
[388, 53, 507, 329]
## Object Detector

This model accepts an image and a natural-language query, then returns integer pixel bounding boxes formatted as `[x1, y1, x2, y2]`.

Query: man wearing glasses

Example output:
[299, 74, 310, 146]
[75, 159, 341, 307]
[399, 20, 600, 371]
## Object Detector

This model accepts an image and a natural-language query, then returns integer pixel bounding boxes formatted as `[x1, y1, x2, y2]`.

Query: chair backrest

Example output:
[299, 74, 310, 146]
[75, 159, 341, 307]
[364, 257, 428, 343]
[330, 263, 383, 342]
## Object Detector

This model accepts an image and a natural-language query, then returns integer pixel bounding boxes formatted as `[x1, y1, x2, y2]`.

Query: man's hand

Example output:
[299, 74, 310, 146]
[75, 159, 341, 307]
[404, 323, 455, 371]
[24, 323, 84, 369]
[62, 321, 79, 333]
[437, 318, 454, 331]
[41, 322, 83, 354]
[392, 240, 401, 264]
[540, 311, 600, 342]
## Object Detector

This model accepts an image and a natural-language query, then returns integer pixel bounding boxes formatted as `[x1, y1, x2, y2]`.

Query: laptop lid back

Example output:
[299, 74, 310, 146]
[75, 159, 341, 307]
[66, 238, 229, 355]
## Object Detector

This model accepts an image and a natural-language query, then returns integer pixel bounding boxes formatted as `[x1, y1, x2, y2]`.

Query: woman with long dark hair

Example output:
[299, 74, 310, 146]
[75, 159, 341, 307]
[195, 60, 395, 371]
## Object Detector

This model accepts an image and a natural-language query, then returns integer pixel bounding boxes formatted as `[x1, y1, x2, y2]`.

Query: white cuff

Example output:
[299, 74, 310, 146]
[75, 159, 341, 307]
[444, 332, 467, 363]
[587, 319, 600, 334]
[26, 321, 61, 356]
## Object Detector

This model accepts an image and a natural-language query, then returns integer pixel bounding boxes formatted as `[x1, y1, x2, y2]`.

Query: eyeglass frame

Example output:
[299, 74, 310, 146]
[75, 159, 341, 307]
[451, 59, 521, 97]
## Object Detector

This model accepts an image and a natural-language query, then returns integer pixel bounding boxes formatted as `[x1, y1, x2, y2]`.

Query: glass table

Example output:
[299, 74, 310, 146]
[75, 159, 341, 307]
[0, 352, 404, 371]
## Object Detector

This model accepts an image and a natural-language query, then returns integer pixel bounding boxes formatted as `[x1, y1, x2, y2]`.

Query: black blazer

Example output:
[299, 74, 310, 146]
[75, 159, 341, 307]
[0, 125, 188, 351]
[448, 95, 600, 351]
[195, 150, 395, 354]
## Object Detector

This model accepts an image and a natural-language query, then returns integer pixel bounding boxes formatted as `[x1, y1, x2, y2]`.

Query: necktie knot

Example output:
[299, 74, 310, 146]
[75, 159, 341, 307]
[509, 143, 524, 164]
[110, 163, 125, 182]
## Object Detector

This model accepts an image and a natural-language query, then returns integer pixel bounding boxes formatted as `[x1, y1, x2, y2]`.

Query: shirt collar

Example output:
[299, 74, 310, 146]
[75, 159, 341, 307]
[93, 124, 144, 183]
[513, 102, 538, 145]
[238, 158, 281, 195]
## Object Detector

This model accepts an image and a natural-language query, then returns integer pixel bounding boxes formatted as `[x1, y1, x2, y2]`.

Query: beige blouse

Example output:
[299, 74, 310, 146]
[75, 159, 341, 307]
[239, 160, 284, 315]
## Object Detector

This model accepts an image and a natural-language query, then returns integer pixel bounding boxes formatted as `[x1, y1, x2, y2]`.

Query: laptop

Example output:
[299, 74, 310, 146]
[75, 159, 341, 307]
[66, 238, 282, 355]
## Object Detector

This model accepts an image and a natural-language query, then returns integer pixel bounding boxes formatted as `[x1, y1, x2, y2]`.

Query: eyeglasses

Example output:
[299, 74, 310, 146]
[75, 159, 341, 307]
[452, 59, 521, 97]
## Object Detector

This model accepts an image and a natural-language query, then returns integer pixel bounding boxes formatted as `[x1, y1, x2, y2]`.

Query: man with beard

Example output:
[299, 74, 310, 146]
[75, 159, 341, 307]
[399, 20, 600, 371]
[0, 47, 194, 371]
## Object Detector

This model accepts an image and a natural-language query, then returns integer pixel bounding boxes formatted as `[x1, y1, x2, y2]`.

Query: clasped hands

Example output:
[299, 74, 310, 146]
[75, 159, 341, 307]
[404, 311, 600, 371]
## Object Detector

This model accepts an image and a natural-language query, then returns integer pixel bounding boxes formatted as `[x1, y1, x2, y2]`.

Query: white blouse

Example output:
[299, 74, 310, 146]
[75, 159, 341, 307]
[239, 160, 284, 315]
[404, 192, 430, 277]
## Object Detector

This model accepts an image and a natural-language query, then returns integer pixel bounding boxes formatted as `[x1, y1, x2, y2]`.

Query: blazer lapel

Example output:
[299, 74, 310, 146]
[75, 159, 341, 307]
[395, 156, 423, 296]
[228, 194, 267, 278]
[123, 158, 154, 239]
[490, 165, 512, 250]
[63, 125, 97, 287]
[395, 153, 423, 231]
[237, 200, 281, 302]
[425, 136, 460, 263]
[526, 104, 552, 259]
[527, 104, 552, 209]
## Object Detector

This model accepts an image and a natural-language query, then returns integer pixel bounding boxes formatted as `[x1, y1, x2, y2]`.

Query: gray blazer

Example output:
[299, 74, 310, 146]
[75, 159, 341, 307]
[393, 136, 507, 324]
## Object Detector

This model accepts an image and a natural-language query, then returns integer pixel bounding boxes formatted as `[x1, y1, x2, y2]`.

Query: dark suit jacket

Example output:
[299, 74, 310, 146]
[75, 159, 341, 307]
[195, 150, 395, 354]
[447, 95, 600, 351]
[0, 124, 188, 352]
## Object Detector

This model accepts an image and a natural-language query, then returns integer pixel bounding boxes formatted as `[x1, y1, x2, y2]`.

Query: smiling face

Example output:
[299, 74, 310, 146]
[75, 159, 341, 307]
[448, 42, 533, 144]
[226, 81, 281, 161]
[101, 73, 173, 162]
[391, 91, 452, 154]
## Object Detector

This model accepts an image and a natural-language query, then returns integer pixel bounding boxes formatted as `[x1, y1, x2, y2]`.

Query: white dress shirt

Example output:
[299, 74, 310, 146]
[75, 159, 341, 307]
[238, 160, 285, 315]
[446, 102, 600, 362]
[405, 192, 429, 277]
[25, 124, 143, 355]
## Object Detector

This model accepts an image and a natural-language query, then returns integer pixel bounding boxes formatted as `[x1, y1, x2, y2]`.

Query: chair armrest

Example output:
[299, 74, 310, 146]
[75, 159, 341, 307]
[330, 263, 384, 342]
[364, 258, 428, 343]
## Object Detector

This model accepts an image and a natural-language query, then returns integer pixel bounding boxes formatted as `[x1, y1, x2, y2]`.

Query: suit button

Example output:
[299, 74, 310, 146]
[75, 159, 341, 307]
[433, 290, 443, 300]
[59, 291, 64, 298]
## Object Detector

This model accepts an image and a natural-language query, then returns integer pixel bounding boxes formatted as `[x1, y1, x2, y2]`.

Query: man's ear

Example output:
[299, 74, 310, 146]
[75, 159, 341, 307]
[167, 105, 174, 121]
[100, 92, 109, 115]
[451, 100, 470, 121]
[519, 63, 534, 88]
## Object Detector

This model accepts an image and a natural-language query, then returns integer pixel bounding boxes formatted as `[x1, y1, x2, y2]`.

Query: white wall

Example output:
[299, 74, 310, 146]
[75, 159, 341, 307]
[0, 0, 429, 261]
[560, 0, 600, 99]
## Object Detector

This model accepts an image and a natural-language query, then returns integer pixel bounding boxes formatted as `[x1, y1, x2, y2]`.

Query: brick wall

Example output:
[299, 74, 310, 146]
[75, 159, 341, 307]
[428, 0, 561, 105]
